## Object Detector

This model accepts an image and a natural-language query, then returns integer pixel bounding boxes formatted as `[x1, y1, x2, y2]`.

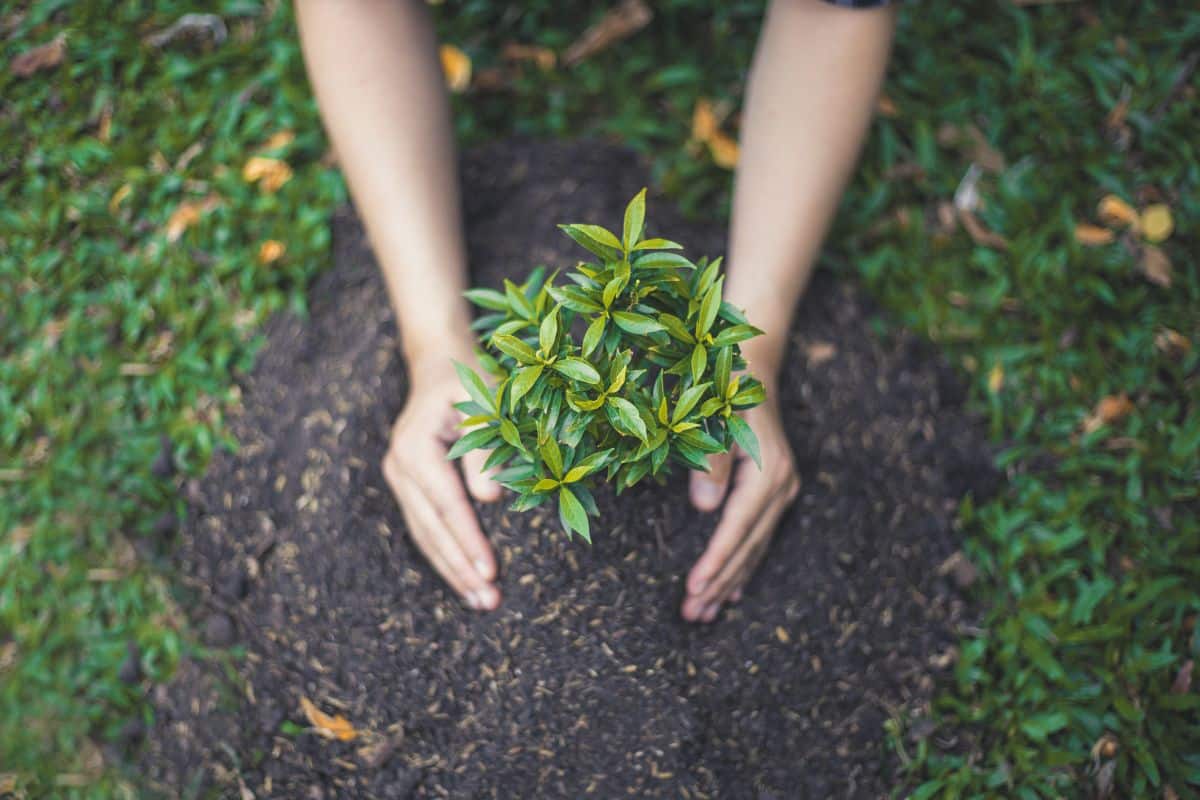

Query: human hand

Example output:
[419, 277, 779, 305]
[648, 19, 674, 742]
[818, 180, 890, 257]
[681, 397, 799, 622]
[381, 354, 503, 610]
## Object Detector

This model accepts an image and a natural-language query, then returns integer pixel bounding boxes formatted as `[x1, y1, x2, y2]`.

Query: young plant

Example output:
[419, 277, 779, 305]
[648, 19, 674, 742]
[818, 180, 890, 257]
[449, 189, 766, 542]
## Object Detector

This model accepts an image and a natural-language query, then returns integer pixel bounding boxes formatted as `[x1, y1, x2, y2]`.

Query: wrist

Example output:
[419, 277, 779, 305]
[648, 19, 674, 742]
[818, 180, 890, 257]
[404, 328, 478, 384]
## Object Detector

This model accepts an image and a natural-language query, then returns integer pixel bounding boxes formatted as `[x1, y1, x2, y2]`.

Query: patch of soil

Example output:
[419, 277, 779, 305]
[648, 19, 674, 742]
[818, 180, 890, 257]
[141, 139, 996, 798]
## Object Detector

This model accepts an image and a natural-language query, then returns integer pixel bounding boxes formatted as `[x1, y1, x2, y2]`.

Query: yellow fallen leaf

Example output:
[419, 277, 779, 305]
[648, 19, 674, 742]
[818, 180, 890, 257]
[1097, 195, 1139, 229]
[1074, 223, 1114, 246]
[439, 44, 471, 93]
[987, 363, 1004, 394]
[707, 131, 739, 169]
[299, 696, 358, 741]
[110, 183, 132, 214]
[1154, 328, 1191, 358]
[258, 240, 286, 264]
[1140, 204, 1173, 242]
[242, 156, 293, 193]
[775, 626, 790, 644]
[691, 98, 717, 143]
[1138, 244, 1172, 288]
[1082, 393, 1133, 434]
[262, 130, 295, 150]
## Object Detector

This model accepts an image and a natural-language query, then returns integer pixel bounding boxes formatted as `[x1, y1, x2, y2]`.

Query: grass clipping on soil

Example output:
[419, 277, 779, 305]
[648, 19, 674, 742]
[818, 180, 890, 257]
[451, 189, 764, 542]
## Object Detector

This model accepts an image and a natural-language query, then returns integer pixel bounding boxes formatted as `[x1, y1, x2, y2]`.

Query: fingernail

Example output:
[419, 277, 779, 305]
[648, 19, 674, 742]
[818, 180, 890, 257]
[731, 588, 743, 602]
[694, 480, 721, 507]
[689, 577, 708, 596]
[702, 603, 719, 622]
[474, 558, 493, 580]
[477, 586, 498, 609]
[465, 592, 481, 610]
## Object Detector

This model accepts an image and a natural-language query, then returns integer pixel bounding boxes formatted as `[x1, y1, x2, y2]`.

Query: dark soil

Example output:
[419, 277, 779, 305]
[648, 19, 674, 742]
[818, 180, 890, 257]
[141, 139, 996, 799]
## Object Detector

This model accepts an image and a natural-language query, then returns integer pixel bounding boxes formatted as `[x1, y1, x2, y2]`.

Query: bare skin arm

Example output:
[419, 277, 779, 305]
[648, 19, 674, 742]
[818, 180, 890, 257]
[682, 0, 897, 622]
[296, 1, 502, 610]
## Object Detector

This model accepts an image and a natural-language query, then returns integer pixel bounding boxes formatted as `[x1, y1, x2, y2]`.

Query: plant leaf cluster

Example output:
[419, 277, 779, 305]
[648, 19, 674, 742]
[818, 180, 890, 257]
[451, 189, 764, 541]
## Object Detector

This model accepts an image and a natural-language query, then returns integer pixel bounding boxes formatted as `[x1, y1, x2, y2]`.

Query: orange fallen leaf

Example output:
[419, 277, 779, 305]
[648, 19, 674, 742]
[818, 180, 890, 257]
[258, 240, 285, 264]
[10, 33, 67, 78]
[262, 130, 295, 151]
[1082, 393, 1133, 434]
[987, 363, 1004, 393]
[1138, 244, 1172, 288]
[959, 210, 1009, 250]
[165, 194, 220, 242]
[691, 98, 718, 143]
[706, 131, 739, 169]
[1097, 195, 1139, 228]
[439, 44, 471, 93]
[562, 0, 652, 67]
[1139, 204, 1173, 242]
[299, 696, 358, 741]
[1074, 223, 1114, 246]
[501, 42, 556, 71]
[775, 626, 790, 644]
[242, 156, 293, 193]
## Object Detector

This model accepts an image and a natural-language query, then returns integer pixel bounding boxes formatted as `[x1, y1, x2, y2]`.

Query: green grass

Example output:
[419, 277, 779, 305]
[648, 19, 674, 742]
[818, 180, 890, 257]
[2, 1, 1197, 797]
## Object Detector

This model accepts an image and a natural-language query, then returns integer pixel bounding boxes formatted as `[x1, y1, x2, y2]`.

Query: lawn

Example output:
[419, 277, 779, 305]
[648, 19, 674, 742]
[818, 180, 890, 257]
[1, 0, 1197, 797]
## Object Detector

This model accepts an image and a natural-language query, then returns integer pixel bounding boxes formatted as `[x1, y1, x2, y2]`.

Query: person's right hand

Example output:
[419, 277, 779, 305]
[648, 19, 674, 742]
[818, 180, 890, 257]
[381, 355, 502, 610]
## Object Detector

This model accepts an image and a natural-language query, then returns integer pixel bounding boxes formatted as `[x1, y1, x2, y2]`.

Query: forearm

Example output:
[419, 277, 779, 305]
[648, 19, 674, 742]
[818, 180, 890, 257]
[295, 1, 473, 372]
[728, 0, 896, 382]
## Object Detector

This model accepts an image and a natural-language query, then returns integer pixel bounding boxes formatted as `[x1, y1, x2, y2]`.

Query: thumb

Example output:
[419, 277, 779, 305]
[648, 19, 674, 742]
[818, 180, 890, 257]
[461, 447, 502, 503]
[690, 450, 733, 512]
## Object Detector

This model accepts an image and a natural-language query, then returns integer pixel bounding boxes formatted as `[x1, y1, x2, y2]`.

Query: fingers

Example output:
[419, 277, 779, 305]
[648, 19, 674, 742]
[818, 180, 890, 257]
[412, 457, 499, 584]
[690, 450, 733, 512]
[461, 447, 502, 503]
[686, 457, 764, 598]
[383, 450, 499, 610]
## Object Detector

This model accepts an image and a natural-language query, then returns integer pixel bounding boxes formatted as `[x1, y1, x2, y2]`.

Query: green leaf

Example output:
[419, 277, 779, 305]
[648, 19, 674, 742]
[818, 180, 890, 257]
[491, 333, 538, 364]
[504, 279, 536, 320]
[607, 364, 627, 394]
[731, 381, 766, 407]
[564, 448, 613, 483]
[611, 311, 665, 335]
[623, 188, 646, 250]
[694, 256, 722, 298]
[633, 251, 695, 270]
[559, 223, 623, 261]
[690, 342, 707, 383]
[602, 275, 624, 309]
[463, 287, 509, 311]
[710, 324, 763, 348]
[714, 346, 732, 394]
[453, 361, 496, 416]
[582, 315, 606, 357]
[608, 396, 648, 442]
[510, 363, 544, 408]
[532, 477, 559, 493]
[539, 435, 564, 479]
[446, 426, 499, 460]
[539, 307, 559, 353]
[727, 414, 761, 469]
[548, 285, 603, 313]
[696, 276, 724, 338]
[672, 382, 712, 425]
[632, 237, 683, 251]
[498, 417, 524, 452]
[1019, 712, 1069, 742]
[552, 357, 601, 384]
[558, 485, 591, 542]
[698, 397, 724, 418]
[657, 313, 694, 344]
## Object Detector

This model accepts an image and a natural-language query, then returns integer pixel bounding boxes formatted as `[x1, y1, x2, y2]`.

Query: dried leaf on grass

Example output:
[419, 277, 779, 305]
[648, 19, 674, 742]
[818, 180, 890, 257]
[299, 696, 358, 741]
[258, 240, 286, 264]
[439, 44, 471, 93]
[1154, 328, 1191, 358]
[562, 0, 652, 67]
[1097, 194, 1139, 228]
[876, 93, 899, 118]
[1082, 393, 1133, 434]
[1074, 223, 1115, 246]
[691, 99, 718, 143]
[165, 194, 221, 242]
[959, 210, 1009, 250]
[706, 132, 739, 169]
[10, 33, 66, 77]
[1138, 244, 1172, 288]
[242, 156, 292, 193]
[1171, 659, 1194, 694]
[262, 130, 295, 151]
[502, 42, 556, 70]
[144, 13, 228, 48]
[691, 98, 738, 169]
[1139, 204, 1173, 242]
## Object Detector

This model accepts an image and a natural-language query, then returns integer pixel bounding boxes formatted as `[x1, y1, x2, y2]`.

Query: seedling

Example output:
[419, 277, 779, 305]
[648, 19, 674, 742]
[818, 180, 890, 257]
[450, 189, 765, 541]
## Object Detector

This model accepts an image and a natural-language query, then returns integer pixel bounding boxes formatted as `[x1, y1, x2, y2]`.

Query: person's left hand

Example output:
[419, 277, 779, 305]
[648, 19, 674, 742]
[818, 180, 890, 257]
[681, 398, 799, 622]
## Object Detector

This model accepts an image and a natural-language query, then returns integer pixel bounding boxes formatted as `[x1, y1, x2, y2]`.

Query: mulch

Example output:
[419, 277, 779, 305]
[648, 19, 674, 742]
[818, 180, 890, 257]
[138, 139, 996, 799]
